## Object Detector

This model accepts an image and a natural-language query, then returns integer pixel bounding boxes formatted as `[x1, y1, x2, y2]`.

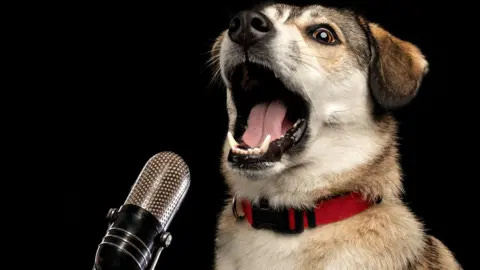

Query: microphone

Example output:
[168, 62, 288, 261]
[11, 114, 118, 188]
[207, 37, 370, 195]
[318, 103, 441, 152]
[93, 152, 191, 270]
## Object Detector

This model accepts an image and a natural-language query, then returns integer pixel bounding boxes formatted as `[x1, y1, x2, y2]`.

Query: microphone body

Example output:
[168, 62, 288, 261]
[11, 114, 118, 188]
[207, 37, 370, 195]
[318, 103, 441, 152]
[94, 152, 190, 270]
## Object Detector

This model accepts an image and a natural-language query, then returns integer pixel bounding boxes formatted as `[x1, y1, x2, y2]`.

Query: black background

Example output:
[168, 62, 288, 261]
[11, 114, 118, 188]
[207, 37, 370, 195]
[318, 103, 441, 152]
[66, 0, 465, 269]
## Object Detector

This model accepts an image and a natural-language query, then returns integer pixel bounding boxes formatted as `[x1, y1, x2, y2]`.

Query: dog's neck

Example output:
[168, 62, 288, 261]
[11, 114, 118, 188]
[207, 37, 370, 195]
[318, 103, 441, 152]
[233, 192, 382, 234]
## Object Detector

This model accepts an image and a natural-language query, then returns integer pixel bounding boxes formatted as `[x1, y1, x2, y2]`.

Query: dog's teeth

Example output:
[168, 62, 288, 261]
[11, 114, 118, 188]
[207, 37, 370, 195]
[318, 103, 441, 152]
[293, 119, 301, 128]
[293, 119, 303, 128]
[260, 135, 271, 153]
[274, 71, 278, 78]
[229, 137, 266, 155]
[227, 131, 239, 149]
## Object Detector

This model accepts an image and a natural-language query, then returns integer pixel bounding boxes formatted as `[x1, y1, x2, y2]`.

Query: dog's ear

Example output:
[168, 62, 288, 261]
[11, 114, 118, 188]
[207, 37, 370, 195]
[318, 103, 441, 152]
[367, 23, 429, 109]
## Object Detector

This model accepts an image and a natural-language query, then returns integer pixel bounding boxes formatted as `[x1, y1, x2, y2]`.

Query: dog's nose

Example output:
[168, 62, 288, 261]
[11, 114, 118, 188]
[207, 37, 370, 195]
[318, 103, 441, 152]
[228, 10, 273, 48]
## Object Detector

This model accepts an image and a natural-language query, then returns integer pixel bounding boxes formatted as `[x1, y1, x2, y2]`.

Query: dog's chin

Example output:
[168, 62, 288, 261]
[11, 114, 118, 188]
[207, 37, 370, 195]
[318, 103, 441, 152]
[226, 161, 286, 181]
[224, 61, 310, 179]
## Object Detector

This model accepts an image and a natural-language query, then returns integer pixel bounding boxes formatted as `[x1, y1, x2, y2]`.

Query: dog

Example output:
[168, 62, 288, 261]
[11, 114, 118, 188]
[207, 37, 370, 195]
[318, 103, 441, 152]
[209, 3, 461, 269]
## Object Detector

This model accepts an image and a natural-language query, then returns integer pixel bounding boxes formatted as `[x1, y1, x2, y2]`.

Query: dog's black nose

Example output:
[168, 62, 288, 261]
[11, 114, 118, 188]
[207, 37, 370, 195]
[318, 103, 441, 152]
[228, 10, 273, 48]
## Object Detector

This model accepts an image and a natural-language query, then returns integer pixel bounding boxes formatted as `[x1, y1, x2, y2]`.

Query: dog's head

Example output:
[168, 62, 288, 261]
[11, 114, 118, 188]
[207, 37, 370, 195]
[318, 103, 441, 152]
[211, 3, 428, 205]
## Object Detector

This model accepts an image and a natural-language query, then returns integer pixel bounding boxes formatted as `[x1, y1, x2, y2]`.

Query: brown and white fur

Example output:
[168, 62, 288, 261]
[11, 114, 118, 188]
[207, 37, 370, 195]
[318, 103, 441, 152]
[210, 3, 461, 269]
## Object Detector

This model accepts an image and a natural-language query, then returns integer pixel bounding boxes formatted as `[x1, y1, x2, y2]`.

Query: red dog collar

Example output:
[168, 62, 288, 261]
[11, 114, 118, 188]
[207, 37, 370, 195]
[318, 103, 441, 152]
[235, 192, 380, 234]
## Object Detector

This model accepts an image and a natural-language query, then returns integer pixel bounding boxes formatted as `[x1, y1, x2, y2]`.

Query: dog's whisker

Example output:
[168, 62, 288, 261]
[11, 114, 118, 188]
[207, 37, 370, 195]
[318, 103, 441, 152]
[206, 54, 220, 63]
[205, 58, 220, 69]
[208, 69, 223, 88]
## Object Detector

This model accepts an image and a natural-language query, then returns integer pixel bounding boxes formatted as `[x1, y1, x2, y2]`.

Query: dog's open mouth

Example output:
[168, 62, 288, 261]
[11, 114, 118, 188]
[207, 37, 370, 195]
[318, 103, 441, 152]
[227, 62, 309, 170]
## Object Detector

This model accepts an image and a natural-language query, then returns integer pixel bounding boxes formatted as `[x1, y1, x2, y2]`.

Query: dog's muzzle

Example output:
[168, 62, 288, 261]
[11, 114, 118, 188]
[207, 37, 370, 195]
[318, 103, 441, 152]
[222, 10, 310, 172]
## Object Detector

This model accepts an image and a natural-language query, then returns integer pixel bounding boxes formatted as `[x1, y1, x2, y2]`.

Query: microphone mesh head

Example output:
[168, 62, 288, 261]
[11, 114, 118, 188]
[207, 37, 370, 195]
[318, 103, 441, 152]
[124, 152, 190, 229]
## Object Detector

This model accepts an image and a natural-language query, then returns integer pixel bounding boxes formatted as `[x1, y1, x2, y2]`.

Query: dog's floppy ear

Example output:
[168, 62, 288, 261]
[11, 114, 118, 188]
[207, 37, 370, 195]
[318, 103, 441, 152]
[366, 22, 429, 109]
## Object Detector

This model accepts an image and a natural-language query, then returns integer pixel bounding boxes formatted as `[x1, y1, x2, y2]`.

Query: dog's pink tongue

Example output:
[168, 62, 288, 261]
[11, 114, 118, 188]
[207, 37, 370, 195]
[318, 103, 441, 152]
[242, 100, 288, 147]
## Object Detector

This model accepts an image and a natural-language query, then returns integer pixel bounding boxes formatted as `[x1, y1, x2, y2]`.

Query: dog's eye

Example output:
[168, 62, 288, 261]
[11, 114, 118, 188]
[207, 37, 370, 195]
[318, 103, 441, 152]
[312, 28, 337, 44]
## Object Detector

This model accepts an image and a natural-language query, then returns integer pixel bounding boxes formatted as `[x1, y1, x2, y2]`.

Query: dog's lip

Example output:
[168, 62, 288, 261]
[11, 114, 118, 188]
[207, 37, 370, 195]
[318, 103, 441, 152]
[227, 119, 307, 168]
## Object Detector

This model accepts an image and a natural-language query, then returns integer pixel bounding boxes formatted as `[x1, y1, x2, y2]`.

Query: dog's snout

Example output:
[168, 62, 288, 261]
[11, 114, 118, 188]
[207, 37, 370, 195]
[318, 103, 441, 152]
[228, 10, 273, 48]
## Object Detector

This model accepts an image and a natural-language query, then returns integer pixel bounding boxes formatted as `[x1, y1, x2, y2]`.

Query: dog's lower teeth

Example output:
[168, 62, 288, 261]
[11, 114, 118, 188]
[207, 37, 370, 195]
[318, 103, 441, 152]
[233, 147, 264, 155]
[229, 134, 272, 155]
[293, 119, 302, 128]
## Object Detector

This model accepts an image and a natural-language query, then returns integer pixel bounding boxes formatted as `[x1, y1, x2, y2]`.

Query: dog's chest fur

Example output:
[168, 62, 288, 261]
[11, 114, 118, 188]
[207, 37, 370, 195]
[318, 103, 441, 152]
[217, 222, 302, 270]
[215, 202, 427, 270]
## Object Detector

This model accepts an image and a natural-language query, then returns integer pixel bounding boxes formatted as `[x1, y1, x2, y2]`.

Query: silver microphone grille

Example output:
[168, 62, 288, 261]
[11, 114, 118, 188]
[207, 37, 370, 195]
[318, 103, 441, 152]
[124, 151, 190, 230]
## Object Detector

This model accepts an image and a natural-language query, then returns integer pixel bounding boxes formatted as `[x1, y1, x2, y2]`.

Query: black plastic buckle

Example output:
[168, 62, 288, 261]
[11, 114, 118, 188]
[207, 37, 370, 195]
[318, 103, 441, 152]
[251, 199, 304, 234]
